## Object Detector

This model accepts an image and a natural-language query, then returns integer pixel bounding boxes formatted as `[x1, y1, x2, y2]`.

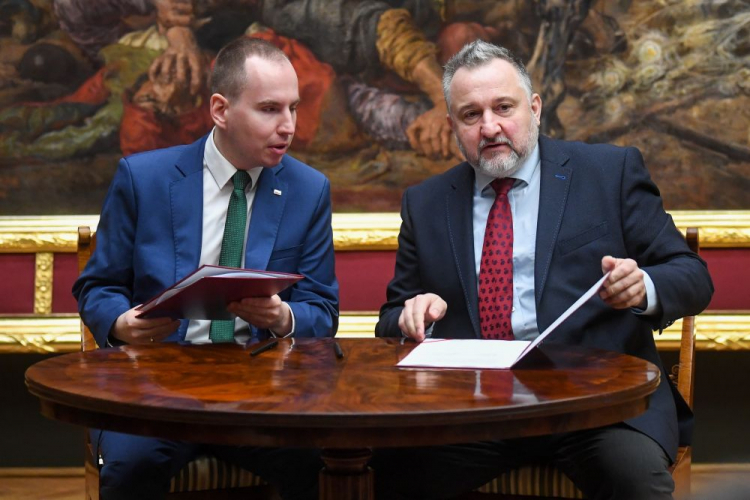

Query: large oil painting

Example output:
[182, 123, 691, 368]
[1, 0, 748, 215]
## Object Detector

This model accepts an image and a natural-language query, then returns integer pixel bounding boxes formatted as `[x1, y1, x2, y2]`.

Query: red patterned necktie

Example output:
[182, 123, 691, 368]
[479, 177, 515, 340]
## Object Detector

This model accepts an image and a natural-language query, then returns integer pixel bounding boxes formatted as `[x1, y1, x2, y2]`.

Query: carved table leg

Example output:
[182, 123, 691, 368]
[319, 448, 374, 500]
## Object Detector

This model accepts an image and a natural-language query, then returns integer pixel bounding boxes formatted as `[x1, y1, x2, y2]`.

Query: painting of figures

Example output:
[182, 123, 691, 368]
[1, 0, 748, 214]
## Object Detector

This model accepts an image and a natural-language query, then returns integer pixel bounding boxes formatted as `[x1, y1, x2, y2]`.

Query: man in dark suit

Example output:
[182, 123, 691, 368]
[374, 40, 713, 499]
[73, 37, 338, 500]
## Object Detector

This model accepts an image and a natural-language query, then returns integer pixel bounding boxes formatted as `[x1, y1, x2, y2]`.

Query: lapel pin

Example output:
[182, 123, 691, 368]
[273, 189, 282, 196]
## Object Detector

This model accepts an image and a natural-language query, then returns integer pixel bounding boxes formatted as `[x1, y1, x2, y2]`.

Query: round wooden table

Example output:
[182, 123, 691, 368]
[26, 338, 659, 499]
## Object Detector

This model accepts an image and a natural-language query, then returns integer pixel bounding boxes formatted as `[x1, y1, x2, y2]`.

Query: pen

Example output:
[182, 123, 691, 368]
[333, 341, 344, 359]
[250, 339, 279, 357]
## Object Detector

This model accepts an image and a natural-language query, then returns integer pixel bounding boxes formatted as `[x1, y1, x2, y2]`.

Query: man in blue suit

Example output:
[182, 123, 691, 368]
[374, 40, 713, 499]
[73, 37, 338, 500]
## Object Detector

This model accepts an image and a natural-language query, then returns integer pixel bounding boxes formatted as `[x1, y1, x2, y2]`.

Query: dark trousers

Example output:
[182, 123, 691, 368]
[93, 430, 321, 500]
[371, 424, 674, 500]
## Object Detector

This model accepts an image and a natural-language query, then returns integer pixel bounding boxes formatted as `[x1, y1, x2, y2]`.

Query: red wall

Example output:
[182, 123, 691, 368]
[1, 249, 747, 314]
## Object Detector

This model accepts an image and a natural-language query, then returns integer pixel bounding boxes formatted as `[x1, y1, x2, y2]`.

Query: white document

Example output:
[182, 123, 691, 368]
[396, 272, 610, 370]
[397, 338, 531, 369]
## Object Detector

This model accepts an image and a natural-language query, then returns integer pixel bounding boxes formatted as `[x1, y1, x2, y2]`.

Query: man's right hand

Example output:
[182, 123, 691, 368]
[397, 293, 447, 342]
[112, 307, 181, 344]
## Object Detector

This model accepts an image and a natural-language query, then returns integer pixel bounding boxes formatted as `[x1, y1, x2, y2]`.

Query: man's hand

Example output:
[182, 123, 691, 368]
[406, 103, 463, 160]
[228, 295, 293, 336]
[600, 256, 647, 309]
[112, 307, 181, 344]
[148, 26, 205, 96]
[397, 293, 447, 342]
[407, 57, 463, 160]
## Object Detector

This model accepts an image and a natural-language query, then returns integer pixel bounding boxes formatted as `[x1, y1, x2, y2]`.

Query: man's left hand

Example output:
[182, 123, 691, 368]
[600, 256, 647, 309]
[228, 295, 293, 336]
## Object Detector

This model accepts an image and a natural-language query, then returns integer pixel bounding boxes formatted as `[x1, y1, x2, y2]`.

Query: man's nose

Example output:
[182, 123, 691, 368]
[278, 110, 296, 136]
[479, 110, 501, 138]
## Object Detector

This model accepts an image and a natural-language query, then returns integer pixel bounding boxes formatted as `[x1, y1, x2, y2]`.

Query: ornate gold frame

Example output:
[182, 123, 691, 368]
[0, 212, 747, 353]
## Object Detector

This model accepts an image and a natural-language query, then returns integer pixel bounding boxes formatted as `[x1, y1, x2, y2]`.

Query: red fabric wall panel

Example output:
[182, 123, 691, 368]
[0, 248, 746, 314]
[335, 251, 396, 311]
[53, 253, 79, 313]
[702, 249, 750, 310]
[0, 255, 35, 313]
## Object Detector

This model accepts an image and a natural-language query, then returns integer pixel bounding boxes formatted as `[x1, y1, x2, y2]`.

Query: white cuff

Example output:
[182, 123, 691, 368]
[633, 270, 659, 316]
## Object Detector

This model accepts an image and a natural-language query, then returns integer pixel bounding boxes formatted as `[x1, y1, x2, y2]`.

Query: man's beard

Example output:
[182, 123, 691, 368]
[460, 119, 539, 178]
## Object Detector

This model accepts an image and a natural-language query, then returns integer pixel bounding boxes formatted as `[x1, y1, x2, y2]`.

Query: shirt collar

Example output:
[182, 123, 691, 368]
[204, 128, 263, 190]
[474, 142, 541, 193]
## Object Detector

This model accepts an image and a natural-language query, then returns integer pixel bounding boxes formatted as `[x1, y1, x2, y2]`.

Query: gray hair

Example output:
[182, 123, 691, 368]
[442, 40, 533, 109]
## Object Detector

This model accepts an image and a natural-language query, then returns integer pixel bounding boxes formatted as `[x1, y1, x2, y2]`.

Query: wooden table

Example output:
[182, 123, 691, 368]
[26, 338, 659, 499]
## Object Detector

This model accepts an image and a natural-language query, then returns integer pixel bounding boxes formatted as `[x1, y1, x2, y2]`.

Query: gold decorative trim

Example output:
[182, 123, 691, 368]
[0, 212, 748, 251]
[0, 315, 81, 353]
[671, 211, 750, 248]
[0, 216, 99, 253]
[34, 252, 54, 315]
[331, 213, 402, 250]
[1, 312, 748, 353]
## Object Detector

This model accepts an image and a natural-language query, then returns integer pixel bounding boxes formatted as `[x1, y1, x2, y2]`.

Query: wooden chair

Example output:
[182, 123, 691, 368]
[77, 226, 277, 500]
[463, 228, 701, 500]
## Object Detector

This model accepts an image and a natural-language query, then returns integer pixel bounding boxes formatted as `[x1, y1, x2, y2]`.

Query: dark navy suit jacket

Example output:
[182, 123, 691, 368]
[376, 135, 713, 461]
[74, 134, 339, 347]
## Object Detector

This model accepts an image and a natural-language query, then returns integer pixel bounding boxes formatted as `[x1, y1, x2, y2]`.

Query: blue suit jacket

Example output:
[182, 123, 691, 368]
[74, 135, 339, 346]
[376, 135, 713, 461]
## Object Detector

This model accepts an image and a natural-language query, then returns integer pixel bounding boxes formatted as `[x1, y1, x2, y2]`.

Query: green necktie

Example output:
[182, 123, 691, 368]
[209, 170, 251, 343]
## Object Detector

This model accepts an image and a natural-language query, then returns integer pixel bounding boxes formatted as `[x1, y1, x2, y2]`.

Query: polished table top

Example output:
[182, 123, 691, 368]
[26, 338, 659, 448]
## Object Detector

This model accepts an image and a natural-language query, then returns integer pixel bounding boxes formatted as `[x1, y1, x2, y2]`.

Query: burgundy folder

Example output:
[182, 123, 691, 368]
[136, 265, 303, 320]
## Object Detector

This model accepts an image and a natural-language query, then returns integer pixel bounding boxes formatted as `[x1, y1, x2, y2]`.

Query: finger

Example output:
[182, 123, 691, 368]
[188, 52, 202, 95]
[425, 299, 446, 323]
[605, 282, 645, 309]
[149, 58, 164, 82]
[405, 122, 422, 154]
[401, 300, 417, 337]
[601, 255, 617, 275]
[411, 295, 429, 337]
[160, 53, 175, 83]
[175, 54, 187, 87]
[440, 125, 451, 158]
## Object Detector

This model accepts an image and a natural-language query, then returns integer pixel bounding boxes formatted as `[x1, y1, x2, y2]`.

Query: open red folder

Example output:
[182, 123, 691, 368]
[136, 265, 303, 320]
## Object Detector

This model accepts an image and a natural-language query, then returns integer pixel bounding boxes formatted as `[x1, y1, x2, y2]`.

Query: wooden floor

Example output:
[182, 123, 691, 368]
[1, 465, 749, 499]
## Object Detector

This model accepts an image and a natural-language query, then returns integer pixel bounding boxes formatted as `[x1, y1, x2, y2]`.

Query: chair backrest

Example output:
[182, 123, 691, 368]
[675, 227, 699, 409]
[77, 226, 98, 352]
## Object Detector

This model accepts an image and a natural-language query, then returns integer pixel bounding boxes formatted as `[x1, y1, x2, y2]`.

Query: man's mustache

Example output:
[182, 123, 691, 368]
[478, 136, 515, 154]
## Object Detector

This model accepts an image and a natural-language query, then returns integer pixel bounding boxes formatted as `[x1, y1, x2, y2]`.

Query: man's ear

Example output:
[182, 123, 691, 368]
[210, 93, 229, 130]
[531, 93, 542, 125]
[447, 112, 454, 130]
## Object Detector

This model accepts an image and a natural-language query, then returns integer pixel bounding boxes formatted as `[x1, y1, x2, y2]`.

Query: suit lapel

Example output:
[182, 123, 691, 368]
[171, 136, 207, 284]
[245, 162, 288, 270]
[447, 163, 481, 338]
[535, 136, 572, 307]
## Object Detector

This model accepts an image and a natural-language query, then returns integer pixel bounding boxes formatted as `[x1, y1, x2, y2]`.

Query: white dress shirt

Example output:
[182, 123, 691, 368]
[184, 129, 263, 344]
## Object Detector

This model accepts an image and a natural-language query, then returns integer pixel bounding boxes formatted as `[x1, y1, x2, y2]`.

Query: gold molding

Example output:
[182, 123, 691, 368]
[0, 315, 81, 353]
[0, 216, 99, 253]
[0, 211, 748, 251]
[670, 211, 750, 248]
[2, 312, 747, 353]
[34, 253, 54, 315]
